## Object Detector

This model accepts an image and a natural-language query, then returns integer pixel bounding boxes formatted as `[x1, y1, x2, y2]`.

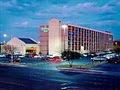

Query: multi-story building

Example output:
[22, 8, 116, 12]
[40, 18, 113, 56]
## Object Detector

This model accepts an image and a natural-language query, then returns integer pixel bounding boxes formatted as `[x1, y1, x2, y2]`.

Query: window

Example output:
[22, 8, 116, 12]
[68, 31, 71, 35]
[68, 41, 71, 45]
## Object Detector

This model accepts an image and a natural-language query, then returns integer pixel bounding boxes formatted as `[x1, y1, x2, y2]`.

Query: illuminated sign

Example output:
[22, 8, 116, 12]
[41, 27, 48, 32]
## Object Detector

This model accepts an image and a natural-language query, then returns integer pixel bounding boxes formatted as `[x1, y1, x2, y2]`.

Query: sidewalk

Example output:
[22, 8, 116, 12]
[0, 62, 27, 67]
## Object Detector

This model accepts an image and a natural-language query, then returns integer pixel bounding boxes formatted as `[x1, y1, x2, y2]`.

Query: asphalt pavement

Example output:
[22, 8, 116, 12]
[0, 57, 120, 90]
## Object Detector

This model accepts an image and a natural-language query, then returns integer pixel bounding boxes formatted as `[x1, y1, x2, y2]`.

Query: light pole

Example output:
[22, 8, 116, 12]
[108, 38, 112, 51]
[0, 42, 2, 53]
[0, 34, 7, 53]
[3, 34, 14, 61]
[3, 34, 7, 44]
[62, 25, 68, 51]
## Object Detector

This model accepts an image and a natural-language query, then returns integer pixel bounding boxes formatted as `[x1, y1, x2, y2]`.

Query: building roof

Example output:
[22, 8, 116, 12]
[19, 38, 37, 44]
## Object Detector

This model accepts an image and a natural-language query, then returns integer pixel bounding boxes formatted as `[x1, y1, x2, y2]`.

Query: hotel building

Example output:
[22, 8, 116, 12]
[7, 37, 40, 55]
[40, 18, 113, 56]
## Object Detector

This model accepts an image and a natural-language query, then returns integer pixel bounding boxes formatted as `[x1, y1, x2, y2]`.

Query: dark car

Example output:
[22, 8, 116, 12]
[6, 54, 12, 58]
[9, 54, 22, 63]
[107, 55, 120, 64]
[9, 57, 21, 62]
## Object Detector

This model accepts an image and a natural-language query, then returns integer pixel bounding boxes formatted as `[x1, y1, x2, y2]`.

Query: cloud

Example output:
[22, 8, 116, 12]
[93, 20, 120, 26]
[11, 0, 17, 4]
[21, 21, 28, 26]
[23, 3, 30, 7]
[76, 2, 96, 8]
[0, 1, 13, 7]
[35, 1, 115, 19]
[74, 2, 115, 14]
[0, 0, 18, 8]
[117, 1, 120, 5]
[106, 0, 120, 6]
[13, 21, 29, 27]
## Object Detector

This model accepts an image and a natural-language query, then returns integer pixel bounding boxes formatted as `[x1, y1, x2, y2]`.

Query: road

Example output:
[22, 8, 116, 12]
[0, 57, 120, 90]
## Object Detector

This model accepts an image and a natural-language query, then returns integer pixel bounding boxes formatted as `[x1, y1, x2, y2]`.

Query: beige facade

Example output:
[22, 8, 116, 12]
[48, 19, 62, 56]
[7, 37, 40, 55]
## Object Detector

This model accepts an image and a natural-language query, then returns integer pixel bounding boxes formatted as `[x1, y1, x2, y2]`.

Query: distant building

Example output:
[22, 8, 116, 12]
[0, 43, 4, 53]
[114, 40, 120, 46]
[40, 18, 113, 56]
[7, 37, 40, 55]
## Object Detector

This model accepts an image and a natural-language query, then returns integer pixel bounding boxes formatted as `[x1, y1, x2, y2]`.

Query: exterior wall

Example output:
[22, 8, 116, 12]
[7, 37, 40, 55]
[61, 25, 68, 51]
[48, 18, 62, 56]
[40, 25, 49, 54]
[67, 25, 113, 53]
[40, 18, 113, 55]
[7, 37, 25, 54]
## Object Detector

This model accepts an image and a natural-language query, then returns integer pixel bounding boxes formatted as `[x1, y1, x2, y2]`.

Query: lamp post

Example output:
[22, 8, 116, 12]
[3, 34, 7, 37]
[0, 34, 7, 53]
[62, 25, 68, 51]
[3, 34, 7, 44]
[0, 33, 7, 53]
[3, 34, 14, 61]
[0, 42, 2, 53]
[108, 38, 112, 51]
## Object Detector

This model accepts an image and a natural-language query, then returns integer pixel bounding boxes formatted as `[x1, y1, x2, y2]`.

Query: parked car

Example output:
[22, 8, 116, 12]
[82, 53, 89, 57]
[52, 56, 62, 62]
[0, 54, 6, 58]
[91, 56, 107, 61]
[25, 54, 36, 58]
[14, 54, 25, 58]
[9, 57, 21, 63]
[6, 54, 12, 58]
[8, 54, 21, 62]
[34, 55, 41, 59]
[107, 54, 120, 64]
[103, 53, 117, 60]
[107, 59, 120, 64]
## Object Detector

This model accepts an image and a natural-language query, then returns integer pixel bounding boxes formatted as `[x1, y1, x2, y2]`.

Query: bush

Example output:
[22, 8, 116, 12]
[61, 50, 81, 67]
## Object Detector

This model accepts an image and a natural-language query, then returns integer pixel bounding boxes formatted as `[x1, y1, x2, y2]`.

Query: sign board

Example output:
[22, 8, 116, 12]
[41, 27, 48, 32]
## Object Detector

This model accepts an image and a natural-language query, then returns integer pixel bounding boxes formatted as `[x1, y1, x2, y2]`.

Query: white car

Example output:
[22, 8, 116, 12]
[91, 56, 107, 61]
[18, 55, 25, 58]
[34, 55, 41, 58]
[0, 54, 6, 58]
[103, 53, 117, 60]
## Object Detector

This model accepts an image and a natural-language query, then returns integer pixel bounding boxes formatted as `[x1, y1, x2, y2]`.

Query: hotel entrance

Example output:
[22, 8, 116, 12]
[26, 47, 37, 54]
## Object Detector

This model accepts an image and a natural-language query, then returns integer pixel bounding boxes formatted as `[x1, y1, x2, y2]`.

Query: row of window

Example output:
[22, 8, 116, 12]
[68, 30, 112, 38]
[68, 44, 108, 51]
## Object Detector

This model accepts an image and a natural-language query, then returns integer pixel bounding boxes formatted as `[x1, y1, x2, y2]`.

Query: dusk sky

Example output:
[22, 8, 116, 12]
[0, 0, 120, 42]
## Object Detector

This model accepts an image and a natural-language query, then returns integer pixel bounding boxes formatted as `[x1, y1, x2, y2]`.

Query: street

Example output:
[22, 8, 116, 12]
[0, 57, 120, 90]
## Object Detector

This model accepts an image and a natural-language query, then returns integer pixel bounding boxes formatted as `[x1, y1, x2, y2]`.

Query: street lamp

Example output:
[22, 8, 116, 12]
[3, 34, 7, 43]
[0, 34, 7, 53]
[108, 38, 112, 51]
[3, 34, 7, 37]
[0, 42, 3, 53]
[62, 24, 68, 51]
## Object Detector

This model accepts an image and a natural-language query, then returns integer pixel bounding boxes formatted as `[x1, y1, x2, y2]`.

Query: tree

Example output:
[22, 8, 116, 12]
[3, 45, 16, 54]
[61, 50, 81, 67]
[113, 45, 120, 54]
